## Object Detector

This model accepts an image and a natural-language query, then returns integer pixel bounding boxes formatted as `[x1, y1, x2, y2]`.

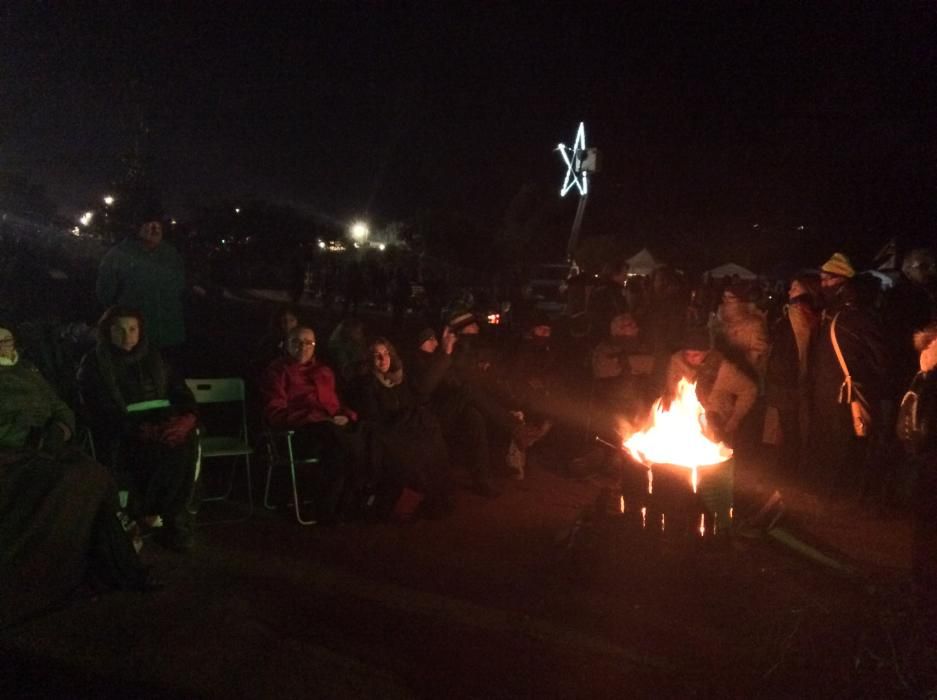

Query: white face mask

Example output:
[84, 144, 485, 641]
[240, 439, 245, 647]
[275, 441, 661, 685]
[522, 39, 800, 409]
[922, 339, 937, 373]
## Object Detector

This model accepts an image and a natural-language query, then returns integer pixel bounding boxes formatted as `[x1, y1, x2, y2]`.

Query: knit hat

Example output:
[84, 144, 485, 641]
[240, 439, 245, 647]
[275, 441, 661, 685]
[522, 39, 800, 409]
[447, 308, 477, 332]
[821, 253, 855, 279]
[416, 327, 436, 346]
[681, 325, 712, 352]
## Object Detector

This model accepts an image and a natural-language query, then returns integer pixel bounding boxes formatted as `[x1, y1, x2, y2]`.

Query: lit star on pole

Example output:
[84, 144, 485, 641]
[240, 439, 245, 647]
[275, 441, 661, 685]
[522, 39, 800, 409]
[556, 121, 588, 197]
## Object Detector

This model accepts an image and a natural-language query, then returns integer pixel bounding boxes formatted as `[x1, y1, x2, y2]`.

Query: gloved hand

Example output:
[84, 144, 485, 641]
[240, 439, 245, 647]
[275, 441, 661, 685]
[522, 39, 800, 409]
[160, 413, 198, 447]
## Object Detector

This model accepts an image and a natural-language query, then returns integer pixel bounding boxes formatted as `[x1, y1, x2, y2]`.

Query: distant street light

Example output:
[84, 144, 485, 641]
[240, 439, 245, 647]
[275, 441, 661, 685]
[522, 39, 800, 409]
[349, 221, 370, 244]
[234, 207, 241, 214]
[103, 195, 115, 206]
[79, 211, 94, 227]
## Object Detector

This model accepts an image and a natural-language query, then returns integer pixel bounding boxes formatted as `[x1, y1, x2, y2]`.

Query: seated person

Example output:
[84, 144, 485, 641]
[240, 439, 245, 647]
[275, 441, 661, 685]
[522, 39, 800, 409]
[1, 323, 149, 626]
[326, 317, 369, 391]
[77, 307, 199, 551]
[569, 313, 649, 476]
[504, 312, 559, 431]
[253, 304, 300, 370]
[665, 326, 758, 444]
[260, 325, 367, 523]
[411, 311, 543, 494]
[351, 337, 452, 519]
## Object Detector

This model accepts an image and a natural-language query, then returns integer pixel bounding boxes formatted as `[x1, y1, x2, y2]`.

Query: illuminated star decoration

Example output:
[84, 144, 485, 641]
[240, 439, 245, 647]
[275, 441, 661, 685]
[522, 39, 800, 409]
[556, 122, 588, 197]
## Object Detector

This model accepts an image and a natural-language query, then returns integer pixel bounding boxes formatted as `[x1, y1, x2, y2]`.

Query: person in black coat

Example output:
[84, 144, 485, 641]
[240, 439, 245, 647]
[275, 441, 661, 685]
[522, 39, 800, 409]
[78, 306, 199, 550]
[897, 322, 937, 613]
[353, 336, 452, 518]
[808, 254, 890, 500]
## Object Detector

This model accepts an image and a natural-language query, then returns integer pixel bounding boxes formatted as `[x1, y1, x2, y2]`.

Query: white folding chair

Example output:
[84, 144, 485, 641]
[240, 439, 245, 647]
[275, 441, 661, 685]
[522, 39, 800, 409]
[185, 378, 254, 519]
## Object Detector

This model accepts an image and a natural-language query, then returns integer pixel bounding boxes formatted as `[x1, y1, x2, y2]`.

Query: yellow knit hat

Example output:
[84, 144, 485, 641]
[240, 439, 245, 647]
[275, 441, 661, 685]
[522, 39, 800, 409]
[820, 252, 855, 278]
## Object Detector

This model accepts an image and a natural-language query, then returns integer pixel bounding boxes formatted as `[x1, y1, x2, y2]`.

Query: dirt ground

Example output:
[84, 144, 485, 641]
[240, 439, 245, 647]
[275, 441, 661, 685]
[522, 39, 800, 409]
[3, 283, 937, 698]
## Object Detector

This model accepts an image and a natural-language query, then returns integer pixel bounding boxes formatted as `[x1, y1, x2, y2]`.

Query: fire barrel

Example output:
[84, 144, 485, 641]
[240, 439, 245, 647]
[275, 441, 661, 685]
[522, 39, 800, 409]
[619, 452, 734, 537]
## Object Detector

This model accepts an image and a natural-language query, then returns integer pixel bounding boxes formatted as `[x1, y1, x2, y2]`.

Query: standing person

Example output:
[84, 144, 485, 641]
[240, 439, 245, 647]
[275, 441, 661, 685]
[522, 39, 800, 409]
[896, 322, 937, 613]
[764, 274, 822, 472]
[96, 217, 186, 362]
[808, 253, 889, 501]
[260, 325, 367, 523]
[1, 323, 151, 626]
[77, 307, 199, 551]
[665, 326, 758, 445]
[710, 283, 770, 381]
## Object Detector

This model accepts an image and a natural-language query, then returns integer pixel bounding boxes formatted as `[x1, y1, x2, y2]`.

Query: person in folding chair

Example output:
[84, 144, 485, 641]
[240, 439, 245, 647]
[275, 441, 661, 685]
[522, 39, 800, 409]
[259, 325, 368, 524]
[1, 322, 152, 627]
[78, 307, 199, 551]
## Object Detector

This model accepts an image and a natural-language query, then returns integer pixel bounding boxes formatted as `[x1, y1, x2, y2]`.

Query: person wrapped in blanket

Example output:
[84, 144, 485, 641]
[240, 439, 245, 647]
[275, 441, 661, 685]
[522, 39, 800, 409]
[78, 307, 198, 551]
[1, 323, 150, 628]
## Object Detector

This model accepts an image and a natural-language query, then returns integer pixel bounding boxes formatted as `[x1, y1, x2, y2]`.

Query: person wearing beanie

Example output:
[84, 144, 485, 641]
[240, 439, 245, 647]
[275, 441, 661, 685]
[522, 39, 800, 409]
[807, 252, 889, 501]
[664, 325, 757, 442]
[96, 216, 187, 359]
[709, 282, 769, 380]
[820, 252, 856, 281]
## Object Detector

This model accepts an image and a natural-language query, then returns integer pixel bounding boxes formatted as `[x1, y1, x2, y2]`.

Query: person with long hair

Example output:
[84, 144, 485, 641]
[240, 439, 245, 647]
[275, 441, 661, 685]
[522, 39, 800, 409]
[353, 337, 452, 519]
[78, 306, 199, 551]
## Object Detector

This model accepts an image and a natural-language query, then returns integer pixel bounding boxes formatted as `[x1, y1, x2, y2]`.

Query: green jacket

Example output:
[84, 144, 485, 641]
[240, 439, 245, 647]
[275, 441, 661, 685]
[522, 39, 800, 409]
[0, 359, 75, 450]
[96, 238, 186, 349]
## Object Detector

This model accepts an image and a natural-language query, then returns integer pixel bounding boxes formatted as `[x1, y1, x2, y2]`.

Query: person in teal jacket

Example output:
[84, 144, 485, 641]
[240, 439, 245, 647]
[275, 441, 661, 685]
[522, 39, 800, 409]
[96, 219, 186, 351]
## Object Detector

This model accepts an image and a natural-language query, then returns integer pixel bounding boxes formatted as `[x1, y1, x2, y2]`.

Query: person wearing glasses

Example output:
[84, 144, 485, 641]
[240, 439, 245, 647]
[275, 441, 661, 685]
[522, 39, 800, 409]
[260, 325, 366, 523]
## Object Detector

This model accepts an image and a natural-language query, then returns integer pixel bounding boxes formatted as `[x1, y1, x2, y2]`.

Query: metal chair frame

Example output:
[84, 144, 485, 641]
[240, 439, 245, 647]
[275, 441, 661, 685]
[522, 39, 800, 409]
[263, 429, 321, 526]
[185, 378, 254, 520]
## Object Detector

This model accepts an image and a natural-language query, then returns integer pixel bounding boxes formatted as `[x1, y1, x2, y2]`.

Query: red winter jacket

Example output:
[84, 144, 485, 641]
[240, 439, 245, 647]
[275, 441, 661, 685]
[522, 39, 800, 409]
[260, 356, 357, 429]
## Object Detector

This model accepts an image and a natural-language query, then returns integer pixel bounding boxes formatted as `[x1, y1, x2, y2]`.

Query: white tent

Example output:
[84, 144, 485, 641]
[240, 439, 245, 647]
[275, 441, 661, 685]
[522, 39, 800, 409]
[706, 262, 757, 280]
[626, 248, 658, 276]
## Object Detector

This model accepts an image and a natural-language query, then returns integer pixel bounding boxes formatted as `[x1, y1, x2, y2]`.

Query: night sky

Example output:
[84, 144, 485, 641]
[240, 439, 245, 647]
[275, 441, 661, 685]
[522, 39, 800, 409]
[2, 2, 934, 264]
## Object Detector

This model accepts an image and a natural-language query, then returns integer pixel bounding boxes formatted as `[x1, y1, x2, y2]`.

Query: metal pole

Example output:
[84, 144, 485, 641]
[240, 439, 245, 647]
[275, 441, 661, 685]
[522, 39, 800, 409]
[566, 192, 589, 261]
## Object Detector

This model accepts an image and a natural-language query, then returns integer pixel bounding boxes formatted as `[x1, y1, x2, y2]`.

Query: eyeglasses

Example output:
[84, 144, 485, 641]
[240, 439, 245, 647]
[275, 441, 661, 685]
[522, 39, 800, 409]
[0, 338, 14, 346]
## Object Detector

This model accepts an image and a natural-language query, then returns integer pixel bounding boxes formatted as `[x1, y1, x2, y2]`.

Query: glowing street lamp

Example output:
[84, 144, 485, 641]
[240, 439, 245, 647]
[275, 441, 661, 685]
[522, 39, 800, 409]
[103, 195, 115, 206]
[349, 221, 370, 244]
[79, 211, 94, 227]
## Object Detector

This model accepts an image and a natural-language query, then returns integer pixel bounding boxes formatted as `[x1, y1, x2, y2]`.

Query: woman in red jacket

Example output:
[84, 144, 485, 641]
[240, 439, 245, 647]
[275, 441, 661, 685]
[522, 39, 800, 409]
[260, 325, 367, 523]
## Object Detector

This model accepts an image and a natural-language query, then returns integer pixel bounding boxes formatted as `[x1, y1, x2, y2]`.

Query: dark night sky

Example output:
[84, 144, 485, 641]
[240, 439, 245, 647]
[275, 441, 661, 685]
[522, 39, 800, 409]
[1, 2, 935, 262]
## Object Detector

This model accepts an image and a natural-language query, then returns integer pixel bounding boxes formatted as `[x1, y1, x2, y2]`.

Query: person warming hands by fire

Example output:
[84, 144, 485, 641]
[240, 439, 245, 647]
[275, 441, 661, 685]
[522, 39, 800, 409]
[664, 326, 757, 445]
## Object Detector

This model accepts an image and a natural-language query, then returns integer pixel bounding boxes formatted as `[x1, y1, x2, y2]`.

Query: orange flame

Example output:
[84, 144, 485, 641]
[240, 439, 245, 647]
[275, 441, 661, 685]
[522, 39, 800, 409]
[623, 378, 733, 471]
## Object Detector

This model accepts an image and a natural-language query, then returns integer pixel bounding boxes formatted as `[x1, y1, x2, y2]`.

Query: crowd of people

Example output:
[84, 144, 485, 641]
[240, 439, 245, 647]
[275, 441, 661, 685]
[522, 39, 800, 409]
[3, 212, 937, 623]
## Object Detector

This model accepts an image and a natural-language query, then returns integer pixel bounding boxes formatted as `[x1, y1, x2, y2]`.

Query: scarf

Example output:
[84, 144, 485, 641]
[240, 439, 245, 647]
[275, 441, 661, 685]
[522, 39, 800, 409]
[374, 367, 404, 388]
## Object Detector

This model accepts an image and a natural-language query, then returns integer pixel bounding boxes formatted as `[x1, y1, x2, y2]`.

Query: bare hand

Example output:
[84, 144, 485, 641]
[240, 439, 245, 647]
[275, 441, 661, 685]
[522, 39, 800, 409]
[332, 415, 349, 427]
[441, 326, 457, 354]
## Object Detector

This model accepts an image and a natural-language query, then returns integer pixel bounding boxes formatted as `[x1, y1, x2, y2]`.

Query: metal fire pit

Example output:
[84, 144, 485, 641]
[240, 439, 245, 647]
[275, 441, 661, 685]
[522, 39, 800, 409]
[618, 451, 734, 537]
